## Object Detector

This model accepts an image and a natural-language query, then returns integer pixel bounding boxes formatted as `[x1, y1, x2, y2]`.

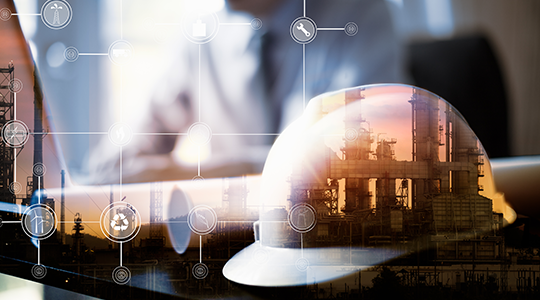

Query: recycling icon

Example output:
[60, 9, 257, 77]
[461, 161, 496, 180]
[111, 213, 129, 231]
[100, 202, 141, 243]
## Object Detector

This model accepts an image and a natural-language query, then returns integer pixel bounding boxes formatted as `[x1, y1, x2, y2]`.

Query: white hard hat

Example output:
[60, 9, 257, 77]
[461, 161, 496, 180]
[223, 84, 515, 286]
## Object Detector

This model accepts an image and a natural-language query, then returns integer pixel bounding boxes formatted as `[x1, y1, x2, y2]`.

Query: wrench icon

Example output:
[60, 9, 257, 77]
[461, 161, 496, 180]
[296, 22, 311, 37]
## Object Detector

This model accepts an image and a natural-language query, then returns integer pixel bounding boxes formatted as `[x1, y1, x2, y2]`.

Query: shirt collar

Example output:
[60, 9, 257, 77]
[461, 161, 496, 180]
[259, 0, 302, 36]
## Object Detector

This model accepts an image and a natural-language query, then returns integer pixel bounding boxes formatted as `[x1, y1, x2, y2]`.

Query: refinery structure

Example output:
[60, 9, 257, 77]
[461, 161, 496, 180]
[0, 64, 539, 298]
[287, 88, 504, 265]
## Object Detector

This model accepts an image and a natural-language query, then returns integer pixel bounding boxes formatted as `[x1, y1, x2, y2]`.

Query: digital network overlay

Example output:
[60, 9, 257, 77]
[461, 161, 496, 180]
[0, 0, 358, 284]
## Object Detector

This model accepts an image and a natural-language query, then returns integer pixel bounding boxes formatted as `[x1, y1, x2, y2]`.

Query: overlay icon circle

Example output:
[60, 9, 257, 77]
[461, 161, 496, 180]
[64, 46, 79, 62]
[251, 247, 268, 265]
[32, 264, 47, 279]
[2, 120, 30, 148]
[9, 78, 23, 93]
[344, 128, 359, 142]
[290, 17, 317, 44]
[21, 204, 58, 240]
[41, 0, 72, 30]
[0, 8, 11, 21]
[9, 181, 22, 194]
[192, 175, 205, 182]
[250, 18, 263, 30]
[287, 203, 317, 233]
[344, 22, 358, 36]
[108, 40, 135, 65]
[187, 205, 217, 235]
[33, 162, 47, 177]
[108, 122, 133, 147]
[112, 266, 131, 285]
[295, 257, 309, 272]
[187, 122, 212, 146]
[192, 262, 209, 279]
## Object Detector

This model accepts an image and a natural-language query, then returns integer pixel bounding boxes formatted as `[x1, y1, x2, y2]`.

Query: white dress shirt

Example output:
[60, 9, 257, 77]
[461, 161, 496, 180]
[93, 0, 405, 183]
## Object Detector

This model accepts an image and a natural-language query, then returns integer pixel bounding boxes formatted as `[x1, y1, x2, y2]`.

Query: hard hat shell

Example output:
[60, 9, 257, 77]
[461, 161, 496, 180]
[224, 84, 514, 286]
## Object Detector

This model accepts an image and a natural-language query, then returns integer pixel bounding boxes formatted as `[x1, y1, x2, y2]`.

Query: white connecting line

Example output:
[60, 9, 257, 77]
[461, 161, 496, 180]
[219, 23, 250, 26]
[31, 131, 279, 136]
[78, 53, 108, 56]
[4, 0, 315, 281]
[13, 93, 16, 183]
[317, 28, 344, 31]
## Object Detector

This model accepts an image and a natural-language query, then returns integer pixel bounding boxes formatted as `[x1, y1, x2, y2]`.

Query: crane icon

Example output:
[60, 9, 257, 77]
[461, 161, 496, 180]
[195, 211, 210, 229]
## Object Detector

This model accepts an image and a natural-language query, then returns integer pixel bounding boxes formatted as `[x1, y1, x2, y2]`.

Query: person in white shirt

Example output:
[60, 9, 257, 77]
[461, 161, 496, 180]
[92, 0, 405, 183]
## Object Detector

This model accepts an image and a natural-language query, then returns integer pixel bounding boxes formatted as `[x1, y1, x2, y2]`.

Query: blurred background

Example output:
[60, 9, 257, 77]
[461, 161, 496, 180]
[3, 0, 540, 186]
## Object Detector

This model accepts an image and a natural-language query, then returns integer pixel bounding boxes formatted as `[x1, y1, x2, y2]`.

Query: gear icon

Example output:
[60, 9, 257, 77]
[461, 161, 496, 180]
[111, 213, 129, 231]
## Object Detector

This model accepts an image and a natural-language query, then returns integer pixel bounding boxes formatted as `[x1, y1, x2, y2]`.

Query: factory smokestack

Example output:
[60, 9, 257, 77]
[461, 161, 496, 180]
[32, 61, 43, 193]
[61, 170, 66, 244]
